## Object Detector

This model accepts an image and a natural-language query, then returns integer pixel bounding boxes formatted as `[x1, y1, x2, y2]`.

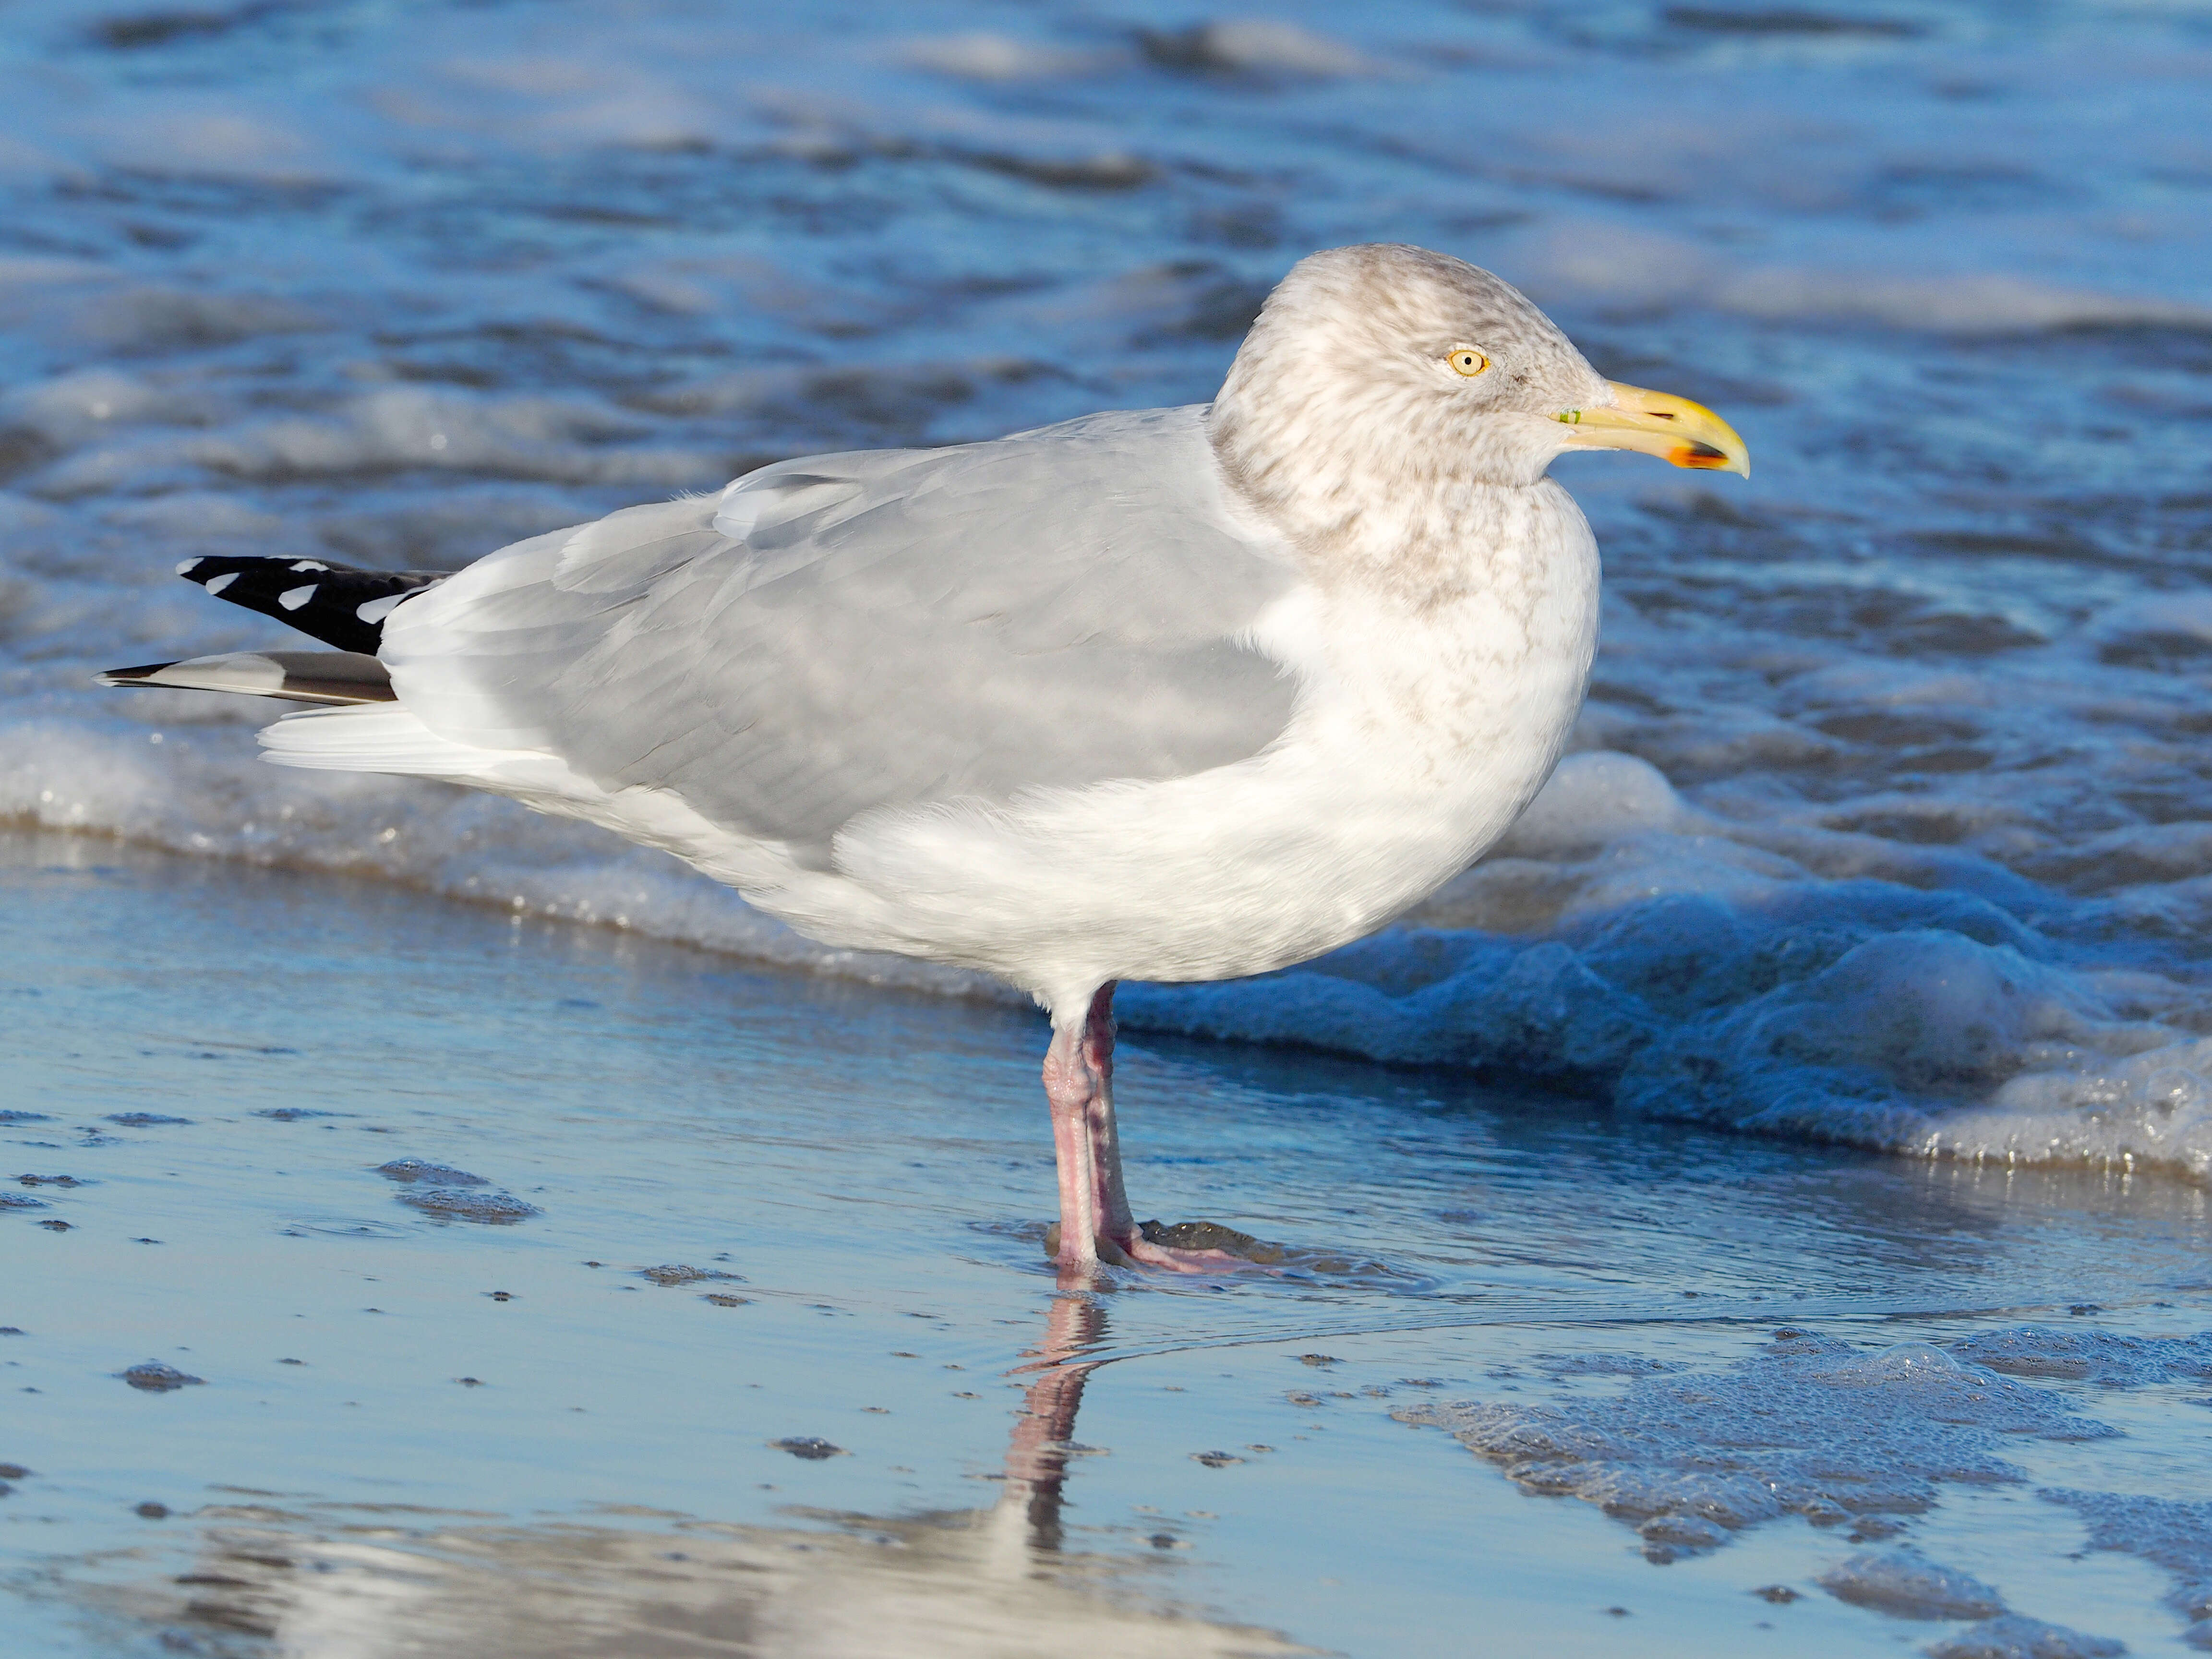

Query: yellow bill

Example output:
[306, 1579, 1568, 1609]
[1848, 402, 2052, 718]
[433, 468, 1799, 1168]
[1555, 381, 1750, 478]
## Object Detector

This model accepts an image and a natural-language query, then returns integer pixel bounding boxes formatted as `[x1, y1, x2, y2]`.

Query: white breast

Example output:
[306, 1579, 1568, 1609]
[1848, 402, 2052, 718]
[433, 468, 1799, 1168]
[740, 479, 1602, 1009]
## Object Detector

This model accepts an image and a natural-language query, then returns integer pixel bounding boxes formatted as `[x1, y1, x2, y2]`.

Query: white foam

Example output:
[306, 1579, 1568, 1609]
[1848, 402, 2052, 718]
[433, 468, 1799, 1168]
[0, 256, 111, 291]
[1512, 221, 2212, 336]
[1927, 1616, 2125, 1659]
[1948, 1326, 2212, 1387]
[0, 718, 1004, 1004]
[2044, 1489, 2212, 1644]
[901, 34, 1110, 82]
[1718, 268, 2212, 335]
[29, 386, 722, 498]
[1513, 223, 1719, 312]
[0, 369, 204, 444]
[87, 105, 335, 184]
[1158, 21, 1376, 77]
[2094, 591, 2212, 649]
[1820, 1551, 2006, 1620]
[1396, 1329, 2111, 1564]
[1492, 751, 1689, 856]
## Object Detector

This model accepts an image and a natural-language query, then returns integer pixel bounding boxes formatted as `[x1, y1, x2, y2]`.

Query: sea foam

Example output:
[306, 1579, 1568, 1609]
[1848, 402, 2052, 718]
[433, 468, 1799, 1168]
[1396, 1331, 2112, 1564]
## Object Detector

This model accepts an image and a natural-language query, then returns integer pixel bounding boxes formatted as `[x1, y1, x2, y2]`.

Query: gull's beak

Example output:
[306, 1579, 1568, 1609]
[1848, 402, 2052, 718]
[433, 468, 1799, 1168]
[1555, 381, 1750, 478]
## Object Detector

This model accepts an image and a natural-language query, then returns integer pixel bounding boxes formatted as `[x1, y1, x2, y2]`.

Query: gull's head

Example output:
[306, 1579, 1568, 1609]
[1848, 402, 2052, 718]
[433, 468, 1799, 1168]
[1210, 244, 1747, 530]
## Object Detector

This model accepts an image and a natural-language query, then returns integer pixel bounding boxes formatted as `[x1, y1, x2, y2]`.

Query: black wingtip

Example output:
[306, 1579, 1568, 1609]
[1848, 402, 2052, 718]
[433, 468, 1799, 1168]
[177, 555, 442, 653]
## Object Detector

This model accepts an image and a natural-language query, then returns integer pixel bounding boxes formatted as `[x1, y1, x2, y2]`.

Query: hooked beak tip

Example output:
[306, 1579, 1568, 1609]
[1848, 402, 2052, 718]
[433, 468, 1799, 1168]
[1557, 382, 1751, 479]
[1676, 439, 1750, 478]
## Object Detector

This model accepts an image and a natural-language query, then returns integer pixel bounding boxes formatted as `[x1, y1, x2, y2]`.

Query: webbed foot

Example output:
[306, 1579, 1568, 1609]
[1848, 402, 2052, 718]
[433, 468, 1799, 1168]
[1042, 1219, 1282, 1274]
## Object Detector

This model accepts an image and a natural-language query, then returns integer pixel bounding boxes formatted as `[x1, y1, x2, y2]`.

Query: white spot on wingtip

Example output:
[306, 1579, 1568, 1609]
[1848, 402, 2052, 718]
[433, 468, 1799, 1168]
[289, 560, 329, 572]
[176, 558, 203, 576]
[356, 593, 407, 625]
[204, 572, 239, 596]
[278, 584, 317, 611]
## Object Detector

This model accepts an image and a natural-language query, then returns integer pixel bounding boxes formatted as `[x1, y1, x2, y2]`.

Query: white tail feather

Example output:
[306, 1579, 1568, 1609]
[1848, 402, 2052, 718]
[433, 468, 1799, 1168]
[256, 704, 798, 897]
[260, 706, 538, 781]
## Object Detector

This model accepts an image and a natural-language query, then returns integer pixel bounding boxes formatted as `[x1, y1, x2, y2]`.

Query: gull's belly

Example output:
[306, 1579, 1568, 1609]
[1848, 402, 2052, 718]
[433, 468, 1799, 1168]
[1102, 616, 1594, 983]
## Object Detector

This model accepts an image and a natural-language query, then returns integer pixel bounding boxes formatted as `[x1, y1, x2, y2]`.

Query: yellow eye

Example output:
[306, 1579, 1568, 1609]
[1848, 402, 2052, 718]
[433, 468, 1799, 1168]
[1448, 348, 1489, 378]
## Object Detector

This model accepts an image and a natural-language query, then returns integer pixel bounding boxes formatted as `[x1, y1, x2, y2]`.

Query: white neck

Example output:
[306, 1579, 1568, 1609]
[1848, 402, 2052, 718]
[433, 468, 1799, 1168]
[1210, 392, 1575, 609]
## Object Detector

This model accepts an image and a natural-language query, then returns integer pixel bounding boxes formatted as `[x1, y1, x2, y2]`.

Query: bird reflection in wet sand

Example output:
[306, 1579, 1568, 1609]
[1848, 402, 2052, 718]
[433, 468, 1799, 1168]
[65, 1297, 1305, 1659]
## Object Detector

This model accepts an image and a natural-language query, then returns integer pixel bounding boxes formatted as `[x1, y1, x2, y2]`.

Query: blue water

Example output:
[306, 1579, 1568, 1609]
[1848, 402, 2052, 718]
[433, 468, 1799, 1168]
[5, 0, 2212, 1177]
[3, 0, 2212, 1651]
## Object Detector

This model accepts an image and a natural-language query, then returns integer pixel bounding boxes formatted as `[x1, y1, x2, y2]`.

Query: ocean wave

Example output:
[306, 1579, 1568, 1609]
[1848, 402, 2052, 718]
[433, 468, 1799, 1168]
[19, 385, 723, 499]
[1715, 269, 2212, 337]
[9, 710, 2212, 1184]
[1514, 220, 2212, 336]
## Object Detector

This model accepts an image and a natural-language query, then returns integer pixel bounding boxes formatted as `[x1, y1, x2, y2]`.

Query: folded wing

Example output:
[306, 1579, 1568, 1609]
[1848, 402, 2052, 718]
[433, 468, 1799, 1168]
[380, 406, 1302, 853]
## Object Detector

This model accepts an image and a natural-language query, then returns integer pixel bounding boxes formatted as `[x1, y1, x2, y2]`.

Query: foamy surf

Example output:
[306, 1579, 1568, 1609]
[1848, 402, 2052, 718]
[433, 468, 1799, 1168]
[11, 713, 2212, 1184]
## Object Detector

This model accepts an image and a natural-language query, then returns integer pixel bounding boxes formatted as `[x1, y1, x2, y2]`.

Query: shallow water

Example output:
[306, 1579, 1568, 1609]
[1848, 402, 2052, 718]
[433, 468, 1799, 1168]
[8, 833, 2212, 1655]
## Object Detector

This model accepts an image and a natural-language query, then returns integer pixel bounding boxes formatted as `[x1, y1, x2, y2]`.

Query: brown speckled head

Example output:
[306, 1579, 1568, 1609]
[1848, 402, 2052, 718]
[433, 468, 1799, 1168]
[1208, 244, 1613, 532]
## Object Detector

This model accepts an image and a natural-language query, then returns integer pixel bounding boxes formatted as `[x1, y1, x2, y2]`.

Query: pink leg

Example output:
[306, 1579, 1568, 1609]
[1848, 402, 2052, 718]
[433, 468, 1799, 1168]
[1080, 986, 1136, 1243]
[1042, 984, 1263, 1276]
[1041, 993, 1111, 1274]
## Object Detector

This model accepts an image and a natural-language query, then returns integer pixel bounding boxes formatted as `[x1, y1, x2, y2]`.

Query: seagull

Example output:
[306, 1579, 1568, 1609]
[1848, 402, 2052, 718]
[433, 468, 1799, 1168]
[102, 244, 1747, 1274]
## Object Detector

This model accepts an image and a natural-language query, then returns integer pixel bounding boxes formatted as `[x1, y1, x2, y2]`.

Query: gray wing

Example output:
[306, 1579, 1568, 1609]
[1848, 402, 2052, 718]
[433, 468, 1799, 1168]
[382, 406, 1301, 851]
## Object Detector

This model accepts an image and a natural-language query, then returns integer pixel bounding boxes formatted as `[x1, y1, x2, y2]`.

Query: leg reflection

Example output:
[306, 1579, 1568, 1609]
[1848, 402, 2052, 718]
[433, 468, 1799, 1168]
[997, 1289, 1108, 1554]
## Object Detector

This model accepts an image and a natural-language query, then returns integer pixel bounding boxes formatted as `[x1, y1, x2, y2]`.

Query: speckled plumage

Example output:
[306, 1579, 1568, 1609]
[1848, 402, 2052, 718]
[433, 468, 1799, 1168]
[1212, 243, 1611, 600]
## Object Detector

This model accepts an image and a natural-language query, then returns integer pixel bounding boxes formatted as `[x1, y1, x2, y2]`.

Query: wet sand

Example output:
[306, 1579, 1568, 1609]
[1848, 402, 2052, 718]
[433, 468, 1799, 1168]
[5, 830, 2212, 1655]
